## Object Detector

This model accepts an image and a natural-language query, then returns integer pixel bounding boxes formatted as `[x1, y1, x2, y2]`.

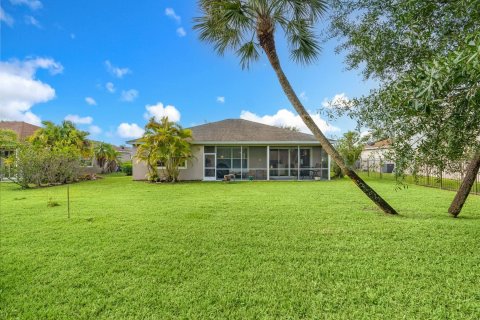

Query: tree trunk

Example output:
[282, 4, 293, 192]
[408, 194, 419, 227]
[258, 28, 397, 215]
[448, 153, 480, 217]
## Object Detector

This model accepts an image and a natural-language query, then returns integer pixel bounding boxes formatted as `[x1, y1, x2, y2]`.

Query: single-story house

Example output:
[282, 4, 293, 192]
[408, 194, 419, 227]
[358, 139, 395, 173]
[128, 119, 332, 181]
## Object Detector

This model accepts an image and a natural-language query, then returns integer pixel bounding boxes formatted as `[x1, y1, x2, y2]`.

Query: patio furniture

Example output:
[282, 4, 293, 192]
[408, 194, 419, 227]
[223, 173, 236, 182]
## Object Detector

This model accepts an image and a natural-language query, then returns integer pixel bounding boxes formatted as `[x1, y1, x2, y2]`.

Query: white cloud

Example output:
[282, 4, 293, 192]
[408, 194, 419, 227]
[105, 82, 115, 93]
[176, 27, 186, 37]
[0, 7, 14, 26]
[165, 8, 180, 23]
[64, 114, 93, 125]
[321, 93, 352, 109]
[0, 57, 62, 126]
[105, 60, 131, 78]
[216, 96, 225, 103]
[121, 89, 138, 102]
[117, 123, 144, 139]
[85, 96, 97, 105]
[9, 0, 42, 10]
[24, 15, 41, 28]
[88, 125, 102, 135]
[144, 102, 181, 122]
[240, 108, 340, 134]
[299, 91, 308, 101]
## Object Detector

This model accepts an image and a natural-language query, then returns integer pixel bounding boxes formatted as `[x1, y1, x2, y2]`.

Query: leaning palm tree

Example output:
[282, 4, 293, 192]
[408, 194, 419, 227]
[194, 0, 397, 214]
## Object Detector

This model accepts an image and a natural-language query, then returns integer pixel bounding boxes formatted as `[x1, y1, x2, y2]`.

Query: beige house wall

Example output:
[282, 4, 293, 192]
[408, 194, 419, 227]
[132, 145, 203, 181]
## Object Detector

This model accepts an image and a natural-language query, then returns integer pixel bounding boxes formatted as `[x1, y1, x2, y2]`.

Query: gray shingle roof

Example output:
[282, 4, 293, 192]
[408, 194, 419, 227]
[127, 119, 328, 145]
[189, 119, 318, 143]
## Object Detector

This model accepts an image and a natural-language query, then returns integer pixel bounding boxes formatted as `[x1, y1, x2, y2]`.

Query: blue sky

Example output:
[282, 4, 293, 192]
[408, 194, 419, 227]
[1, 0, 374, 145]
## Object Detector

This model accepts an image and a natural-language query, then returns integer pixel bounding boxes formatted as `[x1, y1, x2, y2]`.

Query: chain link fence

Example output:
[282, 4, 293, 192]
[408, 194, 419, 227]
[355, 158, 480, 195]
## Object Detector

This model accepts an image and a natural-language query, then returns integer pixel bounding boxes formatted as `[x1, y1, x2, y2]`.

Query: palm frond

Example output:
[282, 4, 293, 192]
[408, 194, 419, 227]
[236, 40, 261, 69]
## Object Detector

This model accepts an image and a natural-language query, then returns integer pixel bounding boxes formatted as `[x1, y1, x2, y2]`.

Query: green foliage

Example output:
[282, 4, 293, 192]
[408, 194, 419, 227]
[7, 121, 91, 187]
[193, 0, 327, 69]
[47, 198, 60, 207]
[328, 0, 480, 179]
[136, 117, 193, 182]
[121, 161, 133, 176]
[12, 142, 82, 188]
[1, 176, 479, 318]
[329, 0, 480, 81]
[331, 162, 344, 179]
[29, 120, 91, 157]
[0, 129, 18, 150]
[94, 142, 121, 173]
[336, 131, 366, 168]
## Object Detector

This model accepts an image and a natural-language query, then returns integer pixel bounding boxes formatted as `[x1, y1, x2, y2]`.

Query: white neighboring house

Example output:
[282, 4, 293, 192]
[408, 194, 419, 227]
[358, 139, 395, 173]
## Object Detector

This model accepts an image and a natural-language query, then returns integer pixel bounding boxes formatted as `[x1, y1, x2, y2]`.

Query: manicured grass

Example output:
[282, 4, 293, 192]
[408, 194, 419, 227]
[1, 176, 479, 319]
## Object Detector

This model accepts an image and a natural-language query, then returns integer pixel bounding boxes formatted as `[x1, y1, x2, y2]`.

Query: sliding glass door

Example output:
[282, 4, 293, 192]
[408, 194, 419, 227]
[269, 148, 311, 179]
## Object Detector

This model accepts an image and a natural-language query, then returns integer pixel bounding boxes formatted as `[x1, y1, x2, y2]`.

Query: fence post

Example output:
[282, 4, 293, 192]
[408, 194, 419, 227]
[67, 185, 70, 219]
[379, 160, 383, 179]
[440, 171, 443, 190]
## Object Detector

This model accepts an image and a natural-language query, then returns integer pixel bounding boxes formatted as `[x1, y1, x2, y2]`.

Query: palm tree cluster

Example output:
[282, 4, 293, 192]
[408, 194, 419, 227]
[29, 120, 91, 157]
[194, 0, 397, 214]
[94, 142, 121, 174]
[136, 117, 193, 182]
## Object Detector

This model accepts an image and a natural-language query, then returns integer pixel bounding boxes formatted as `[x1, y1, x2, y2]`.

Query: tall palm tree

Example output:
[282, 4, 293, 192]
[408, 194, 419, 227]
[194, 0, 397, 214]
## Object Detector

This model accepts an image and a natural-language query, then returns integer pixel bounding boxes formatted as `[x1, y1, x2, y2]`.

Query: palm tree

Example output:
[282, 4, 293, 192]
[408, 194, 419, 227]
[136, 117, 193, 182]
[94, 142, 120, 173]
[194, 0, 397, 214]
[30, 121, 91, 157]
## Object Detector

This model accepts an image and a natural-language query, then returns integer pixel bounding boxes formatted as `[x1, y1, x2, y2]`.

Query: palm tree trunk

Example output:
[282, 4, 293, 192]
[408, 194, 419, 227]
[448, 153, 480, 217]
[258, 30, 397, 215]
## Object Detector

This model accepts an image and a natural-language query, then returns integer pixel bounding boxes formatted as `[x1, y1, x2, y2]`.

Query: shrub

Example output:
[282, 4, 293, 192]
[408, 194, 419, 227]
[331, 162, 344, 179]
[47, 198, 60, 207]
[121, 162, 133, 176]
[12, 142, 82, 188]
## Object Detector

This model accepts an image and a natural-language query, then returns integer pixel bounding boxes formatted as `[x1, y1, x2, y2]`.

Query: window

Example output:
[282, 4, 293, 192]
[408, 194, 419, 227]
[80, 157, 94, 167]
[204, 146, 215, 153]
[157, 160, 187, 169]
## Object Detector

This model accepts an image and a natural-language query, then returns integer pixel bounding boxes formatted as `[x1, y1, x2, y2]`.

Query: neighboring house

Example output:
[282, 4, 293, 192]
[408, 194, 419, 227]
[358, 139, 395, 173]
[0, 121, 41, 140]
[128, 119, 332, 181]
[0, 121, 41, 179]
[0, 121, 128, 176]
[114, 145, 133, 163]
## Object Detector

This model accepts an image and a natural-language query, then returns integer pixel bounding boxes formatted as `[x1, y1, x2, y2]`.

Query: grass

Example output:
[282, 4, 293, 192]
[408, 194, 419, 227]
[1, 176, 479, 319]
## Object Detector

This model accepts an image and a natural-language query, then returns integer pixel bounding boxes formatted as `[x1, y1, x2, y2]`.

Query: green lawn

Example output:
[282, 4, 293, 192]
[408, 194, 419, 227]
[1, 176, 479, 319]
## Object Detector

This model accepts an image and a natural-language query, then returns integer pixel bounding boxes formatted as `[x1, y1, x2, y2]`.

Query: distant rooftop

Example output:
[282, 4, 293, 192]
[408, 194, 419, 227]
[365, 139, 391, 149]
[0, 121, 41, 140]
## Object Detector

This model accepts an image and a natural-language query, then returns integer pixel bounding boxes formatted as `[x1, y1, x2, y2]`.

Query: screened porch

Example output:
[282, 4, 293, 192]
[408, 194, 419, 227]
[203, 145, 330, 181]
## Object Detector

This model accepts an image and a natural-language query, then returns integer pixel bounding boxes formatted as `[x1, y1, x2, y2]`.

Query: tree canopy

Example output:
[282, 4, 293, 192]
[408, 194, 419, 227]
[328, 0, 480, 174]
[136, 117, 192, 182]
[0, 129, 18, 150]
[29, 120, 91, 157]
